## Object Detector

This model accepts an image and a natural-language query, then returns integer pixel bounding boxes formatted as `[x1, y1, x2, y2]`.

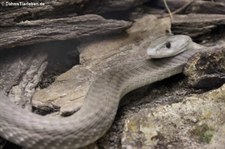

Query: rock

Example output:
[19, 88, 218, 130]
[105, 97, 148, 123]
[122, 84, 225, 149]
[83, 143, 99, 149]
[184, 47, 225, 89]
[0, 48, 47, 110]
[0, 14, 132, 50]
[32, 15, 171, 116]
[36, 40, 80, 89]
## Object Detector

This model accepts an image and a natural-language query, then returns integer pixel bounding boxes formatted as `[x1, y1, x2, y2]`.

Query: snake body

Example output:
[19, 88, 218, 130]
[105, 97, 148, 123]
[0, 35, 201, 148]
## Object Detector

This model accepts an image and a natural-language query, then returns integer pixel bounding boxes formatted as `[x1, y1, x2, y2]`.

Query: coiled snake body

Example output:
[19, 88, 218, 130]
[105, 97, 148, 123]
[0, 35, 202, 148]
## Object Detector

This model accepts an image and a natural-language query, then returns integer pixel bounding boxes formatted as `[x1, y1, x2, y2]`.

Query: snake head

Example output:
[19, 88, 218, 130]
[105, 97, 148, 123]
[147, 35, 192, 59]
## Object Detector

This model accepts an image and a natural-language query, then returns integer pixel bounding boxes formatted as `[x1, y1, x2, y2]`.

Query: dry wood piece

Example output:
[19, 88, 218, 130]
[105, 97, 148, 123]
[0, 0, 150, 26]
[152, 0, 225, 14]
[0, 0, 89, 26]
[152, 0, 192, 11]
[172, 14, 225, 38]
[84, 0, 151, 13]
[0, 14, 132, 50]
[185, 1, 225, 14]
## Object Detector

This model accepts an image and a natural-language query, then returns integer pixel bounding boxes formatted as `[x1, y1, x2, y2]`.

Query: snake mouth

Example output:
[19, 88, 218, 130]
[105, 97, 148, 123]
[148, 44, 188, 59]
[175, 44, 189, 55]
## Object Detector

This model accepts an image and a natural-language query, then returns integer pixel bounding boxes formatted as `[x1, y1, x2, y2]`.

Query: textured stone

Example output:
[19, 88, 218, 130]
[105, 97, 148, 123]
[122, 84, 225, 149]
[184, 47, 225, 89]
[0, 48, 47, 110]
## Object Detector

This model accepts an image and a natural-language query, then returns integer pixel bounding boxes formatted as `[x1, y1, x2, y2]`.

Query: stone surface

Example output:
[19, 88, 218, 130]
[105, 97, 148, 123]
[184, 47, 225, 89]
[121, 84, 225, 149]
[0, 14, 131, 50]
[0, 48, 47, 110]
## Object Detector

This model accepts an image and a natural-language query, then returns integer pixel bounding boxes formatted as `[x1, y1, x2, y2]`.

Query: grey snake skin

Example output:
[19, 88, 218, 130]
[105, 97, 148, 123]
[0, 35, 201, 149]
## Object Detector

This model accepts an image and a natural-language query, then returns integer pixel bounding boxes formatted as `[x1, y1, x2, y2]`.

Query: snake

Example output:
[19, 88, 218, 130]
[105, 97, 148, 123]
[0, 35, 203, 149]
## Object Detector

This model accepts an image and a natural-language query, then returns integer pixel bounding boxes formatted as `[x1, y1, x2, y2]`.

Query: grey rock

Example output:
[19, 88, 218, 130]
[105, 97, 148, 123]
[122, 84, 225, 149]
[184, 47, 225, 89]
[0, 49, 47, 110]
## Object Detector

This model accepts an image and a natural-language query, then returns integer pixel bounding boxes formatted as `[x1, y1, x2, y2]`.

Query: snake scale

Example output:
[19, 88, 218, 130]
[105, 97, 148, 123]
[0, 35, 202, 149]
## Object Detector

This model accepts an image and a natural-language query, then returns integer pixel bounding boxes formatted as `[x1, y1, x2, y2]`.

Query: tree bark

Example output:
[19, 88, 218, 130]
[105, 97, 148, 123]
[0, 14, 131, 50]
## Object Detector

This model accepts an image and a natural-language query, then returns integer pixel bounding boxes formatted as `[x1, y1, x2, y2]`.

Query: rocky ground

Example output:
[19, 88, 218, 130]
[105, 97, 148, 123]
[1, 0, 225, 149]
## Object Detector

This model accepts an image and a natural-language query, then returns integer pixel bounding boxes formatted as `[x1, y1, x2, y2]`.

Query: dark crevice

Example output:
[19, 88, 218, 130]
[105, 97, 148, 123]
[34, 40, 80, 88]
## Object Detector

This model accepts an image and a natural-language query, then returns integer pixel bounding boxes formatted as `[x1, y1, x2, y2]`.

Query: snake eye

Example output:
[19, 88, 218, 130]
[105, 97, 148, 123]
[166, 41, 171, 49]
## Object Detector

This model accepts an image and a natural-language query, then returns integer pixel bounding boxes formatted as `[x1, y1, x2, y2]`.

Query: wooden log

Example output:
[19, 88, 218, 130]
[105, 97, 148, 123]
[0, 0, 150, 26]
[84, 0, 151, 13]
[0, 0, 89, 26]
[185, 1, 225, 14]
[172, 14, 225, 38]
[151, 0, 225, 15]
[0, 14, 132, 50]
[151, 0, 192, 11]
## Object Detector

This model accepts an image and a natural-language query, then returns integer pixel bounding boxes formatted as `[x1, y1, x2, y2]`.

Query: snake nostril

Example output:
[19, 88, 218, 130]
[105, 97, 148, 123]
[166, 42, 171, 49]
